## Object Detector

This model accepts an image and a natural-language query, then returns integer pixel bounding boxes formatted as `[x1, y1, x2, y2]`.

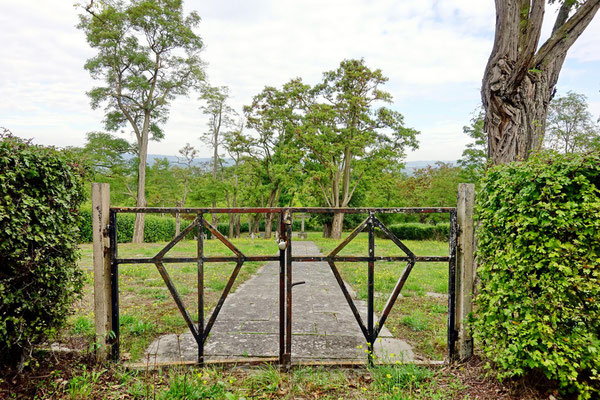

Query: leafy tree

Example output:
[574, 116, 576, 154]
[244, 81, 305, 239]
[173, 143, 198, 236]
[298, 59, 419, 238]
[544, 91, 600, 153]
[482, 0, 600, 164]
[199, 85, 237, 229]
[458, 108, 487, 182]
[78, 0, 204, 242]
[223, 121, 252, 237]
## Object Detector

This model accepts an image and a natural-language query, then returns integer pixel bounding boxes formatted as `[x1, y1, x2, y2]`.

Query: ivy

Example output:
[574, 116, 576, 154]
[0, 133, 86, 367]
[473, 151, 600, 398]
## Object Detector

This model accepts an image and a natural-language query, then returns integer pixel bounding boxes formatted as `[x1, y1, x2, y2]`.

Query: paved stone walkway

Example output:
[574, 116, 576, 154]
[146, 241, 413, 363]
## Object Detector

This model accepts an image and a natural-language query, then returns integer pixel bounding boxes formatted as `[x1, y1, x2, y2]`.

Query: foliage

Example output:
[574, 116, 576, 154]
[79, 210, 235, 242]
[376, 223, 450, 241]
[544, 91, 600, 154]
[458, 107, 487, 181]
[0, 133, 85, 367]
[78, 0, 205, 241]
[474, 151, 600, 397]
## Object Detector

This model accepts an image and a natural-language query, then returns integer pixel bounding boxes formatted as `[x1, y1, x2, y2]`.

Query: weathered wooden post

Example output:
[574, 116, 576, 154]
[92, 183, 112, 361]
[455, 183, 475, 360]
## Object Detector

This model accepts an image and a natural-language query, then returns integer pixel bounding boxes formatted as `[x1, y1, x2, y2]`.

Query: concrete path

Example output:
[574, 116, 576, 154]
[146, 241, 413, 364]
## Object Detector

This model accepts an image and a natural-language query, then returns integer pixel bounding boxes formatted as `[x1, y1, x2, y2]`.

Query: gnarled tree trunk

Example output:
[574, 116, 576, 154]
[482, 0, 600, 165]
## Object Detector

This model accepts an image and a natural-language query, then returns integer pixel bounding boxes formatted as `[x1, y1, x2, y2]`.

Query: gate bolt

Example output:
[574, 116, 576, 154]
[278, 241, 287, 251]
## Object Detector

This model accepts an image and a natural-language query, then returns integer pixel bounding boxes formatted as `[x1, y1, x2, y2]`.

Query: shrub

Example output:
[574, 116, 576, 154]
[375, 223, 450, 241]
[0, 133, 85, 368]
[474, 151, 600, 398]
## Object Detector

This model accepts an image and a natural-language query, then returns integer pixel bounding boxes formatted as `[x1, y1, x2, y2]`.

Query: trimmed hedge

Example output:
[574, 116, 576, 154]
[0, 133, 85, 367]
[376, 223, 450, 241]
[474, 152, 600, 398]
[79, 212, 325, 243]
[79, 211, 449, 243]
[79, 210, 231, 243]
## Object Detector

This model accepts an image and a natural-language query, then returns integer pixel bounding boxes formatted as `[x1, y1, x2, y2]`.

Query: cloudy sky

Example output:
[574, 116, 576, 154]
[1, 0, 599, 162]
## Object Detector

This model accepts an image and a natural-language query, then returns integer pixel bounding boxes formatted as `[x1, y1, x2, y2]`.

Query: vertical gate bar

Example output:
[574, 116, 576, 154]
[285, 211, 293, 370]
[109, 209, 120, 361]
[278, 212, 285, 366]
[198, 214, 204, 367]
[447, 209, 458, 361]
[367, 212, 375, 366]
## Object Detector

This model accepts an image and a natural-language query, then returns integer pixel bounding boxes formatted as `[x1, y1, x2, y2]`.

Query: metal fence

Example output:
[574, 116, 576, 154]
[107, 206, 458, 367]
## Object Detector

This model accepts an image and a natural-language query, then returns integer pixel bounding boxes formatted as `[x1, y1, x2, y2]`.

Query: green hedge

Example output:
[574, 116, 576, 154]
[79, 211, 233, 243]
[375, 223, 450, 241]
[79, 212, 324, 243]
[474, 152, 600, 398]
[0, 133, 85, 367]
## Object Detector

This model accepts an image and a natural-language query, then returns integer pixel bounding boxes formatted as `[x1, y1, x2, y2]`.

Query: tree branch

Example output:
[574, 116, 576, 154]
[533, 0, 600, 68]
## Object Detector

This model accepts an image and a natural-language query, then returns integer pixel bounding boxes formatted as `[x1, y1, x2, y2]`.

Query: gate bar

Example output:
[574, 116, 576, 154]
[284, 211, 293, 370]
[109, 209, 119, 361]
[447, 209, 458, 360]
[367, 213, 375, 366]
[278, 212, 285, 365]
[110, 206, 455, 214]
[198, 214, 204, 366]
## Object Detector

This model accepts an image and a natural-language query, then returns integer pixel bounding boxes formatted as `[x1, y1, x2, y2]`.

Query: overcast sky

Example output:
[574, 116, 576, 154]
[1, 0, 599, 162]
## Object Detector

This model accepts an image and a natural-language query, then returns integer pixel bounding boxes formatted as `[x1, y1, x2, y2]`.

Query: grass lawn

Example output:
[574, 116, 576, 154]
[7, 234, 553, 399]
[301, 231, 451, 361]
[70, 232, 449, 361]
[72, 238, 278, 361]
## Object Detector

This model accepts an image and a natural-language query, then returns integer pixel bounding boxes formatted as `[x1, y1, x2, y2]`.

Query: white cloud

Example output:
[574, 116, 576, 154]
[1, 0, 599, 162]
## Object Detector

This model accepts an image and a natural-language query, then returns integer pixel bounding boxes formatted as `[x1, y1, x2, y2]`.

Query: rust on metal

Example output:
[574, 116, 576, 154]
[108, 205, 459, 368]
[110, 206, 455, 214]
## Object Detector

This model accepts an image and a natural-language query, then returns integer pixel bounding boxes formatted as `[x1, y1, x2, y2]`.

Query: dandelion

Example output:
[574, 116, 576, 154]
[197, 373, 202, 378]
[390, 353, 395, 358]
[202, 380, 207, 384]
[386, 374, 392, 379]
[229, 379, 234, 384]
[357, 345, 363, 349]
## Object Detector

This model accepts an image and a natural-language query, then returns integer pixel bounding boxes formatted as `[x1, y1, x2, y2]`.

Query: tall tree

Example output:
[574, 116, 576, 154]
[482, 0, 600, 164]
[298, 59, 419, 238]
[78, 0, 204, 242]
[544, 91, 599, 153]
[174, 143, 198, 236]
[458, 108, 488, 181]
[244, 81, 305, 239]
[223, 120, 252, 238]
[199, 85, 237, 228]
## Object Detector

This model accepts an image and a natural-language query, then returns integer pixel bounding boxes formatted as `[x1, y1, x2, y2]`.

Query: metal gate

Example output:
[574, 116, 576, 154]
[107, 207, 458, 367]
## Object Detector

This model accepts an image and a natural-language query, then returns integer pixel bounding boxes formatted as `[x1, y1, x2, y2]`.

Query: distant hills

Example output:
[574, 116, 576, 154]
[135, 154, 455, 174]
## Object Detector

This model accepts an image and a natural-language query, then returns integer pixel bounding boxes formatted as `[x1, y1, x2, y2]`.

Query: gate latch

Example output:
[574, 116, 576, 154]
[291, 281, 306, 288]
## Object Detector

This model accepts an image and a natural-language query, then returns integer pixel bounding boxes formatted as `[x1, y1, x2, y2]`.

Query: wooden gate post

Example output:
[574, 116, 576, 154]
[455, 183, 475, 360]
[92, 183, 112, 361]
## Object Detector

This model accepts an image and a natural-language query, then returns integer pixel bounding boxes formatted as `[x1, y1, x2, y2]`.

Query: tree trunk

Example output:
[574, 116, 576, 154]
[330, 212, 344, 239]
[132, 122, 149, 243]
[482, 57, 565, 164]
[175, 212, 181, 237]
[482, 0, 600, 165]
[263, 187, 279, 239]
[235, 214, 241, 238]
[323, 221, 332, 238]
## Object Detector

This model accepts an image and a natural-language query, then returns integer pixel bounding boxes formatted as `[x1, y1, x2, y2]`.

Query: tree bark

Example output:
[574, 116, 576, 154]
[482, 0, 600, 164]
[263, 187, 279, 239]
[330, 212, 344, 239]
[132, 118, 150, 243]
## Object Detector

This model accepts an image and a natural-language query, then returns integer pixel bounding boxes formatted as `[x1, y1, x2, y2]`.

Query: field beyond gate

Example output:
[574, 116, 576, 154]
[86, 198, 475, 368]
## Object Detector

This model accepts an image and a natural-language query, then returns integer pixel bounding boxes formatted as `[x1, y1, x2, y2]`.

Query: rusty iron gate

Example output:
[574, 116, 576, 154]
[107, 207, 458, 366]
